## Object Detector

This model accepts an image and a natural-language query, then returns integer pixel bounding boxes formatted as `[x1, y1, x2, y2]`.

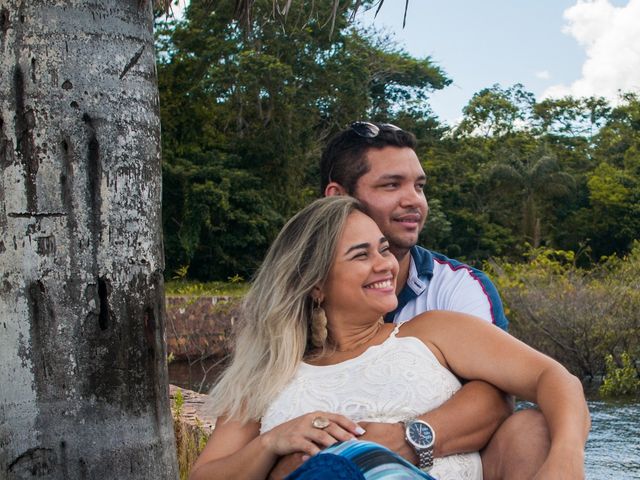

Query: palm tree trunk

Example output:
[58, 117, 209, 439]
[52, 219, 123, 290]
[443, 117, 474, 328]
[0, 1, 178, 478]
[522, 194, 536, 246]
[533, 217, 541, 248]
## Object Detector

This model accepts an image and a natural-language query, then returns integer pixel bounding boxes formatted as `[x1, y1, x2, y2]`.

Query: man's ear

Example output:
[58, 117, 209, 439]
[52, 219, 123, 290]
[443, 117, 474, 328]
[324, 182, 348, 197]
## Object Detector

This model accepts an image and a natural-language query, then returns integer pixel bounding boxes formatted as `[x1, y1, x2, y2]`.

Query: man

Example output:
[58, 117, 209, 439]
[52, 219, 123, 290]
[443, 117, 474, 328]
[319, 122, 551, 479]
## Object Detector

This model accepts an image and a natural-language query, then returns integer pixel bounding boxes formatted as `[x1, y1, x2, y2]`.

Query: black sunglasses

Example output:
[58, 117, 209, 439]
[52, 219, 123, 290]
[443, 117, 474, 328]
[350, 121, 402, 138]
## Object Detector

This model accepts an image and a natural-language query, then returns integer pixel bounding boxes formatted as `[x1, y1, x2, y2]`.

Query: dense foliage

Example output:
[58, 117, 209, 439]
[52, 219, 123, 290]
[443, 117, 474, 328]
[156, 0, 448, 280]
[155, 0, 640, 395]
[599, 353, 640, 397]
[489, 243, 640, 388]
[418, 86, 640, 265]
[157, 5, 640, 281]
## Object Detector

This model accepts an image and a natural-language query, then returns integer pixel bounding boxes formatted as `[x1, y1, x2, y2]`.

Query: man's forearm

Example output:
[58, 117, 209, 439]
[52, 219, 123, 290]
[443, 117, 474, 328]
[421, 380, 512, 457]
[358, 380, 512, 465]
[269, 381, 513, 474]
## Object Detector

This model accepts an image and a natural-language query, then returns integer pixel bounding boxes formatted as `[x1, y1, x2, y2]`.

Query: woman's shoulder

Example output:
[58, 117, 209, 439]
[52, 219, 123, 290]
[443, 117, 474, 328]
[397, 310, 509, 361]
[394, 314, 455, 367]
[396, 310, 496, 347]
[403, 310, 491, 329]
[398, 310, 462, 333]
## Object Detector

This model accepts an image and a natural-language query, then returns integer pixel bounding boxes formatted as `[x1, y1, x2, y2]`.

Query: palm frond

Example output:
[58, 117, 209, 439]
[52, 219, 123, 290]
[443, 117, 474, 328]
[489, 163, 524, 188]
[529, 155, 560, 179]
[402, 0, 409, 28]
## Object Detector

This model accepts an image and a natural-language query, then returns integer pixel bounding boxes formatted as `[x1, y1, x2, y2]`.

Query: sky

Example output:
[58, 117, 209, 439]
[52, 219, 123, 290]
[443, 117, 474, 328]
[357, 0, 640, 124]
[169, 0, 640, 125]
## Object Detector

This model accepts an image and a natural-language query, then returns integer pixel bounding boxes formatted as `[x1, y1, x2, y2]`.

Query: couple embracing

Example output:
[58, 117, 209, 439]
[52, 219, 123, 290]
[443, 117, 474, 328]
[190, 123, 590, 480]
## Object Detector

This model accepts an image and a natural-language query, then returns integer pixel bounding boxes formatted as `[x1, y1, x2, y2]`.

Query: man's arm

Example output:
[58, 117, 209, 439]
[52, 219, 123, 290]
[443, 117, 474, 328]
[420, 380, 512, 456]
[267, 358, 512, 477]
[358, 380, 512, 462]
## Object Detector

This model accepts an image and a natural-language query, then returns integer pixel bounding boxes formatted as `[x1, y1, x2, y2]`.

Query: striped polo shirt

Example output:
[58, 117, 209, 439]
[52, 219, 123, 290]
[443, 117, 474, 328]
[384, 246, 509, 331]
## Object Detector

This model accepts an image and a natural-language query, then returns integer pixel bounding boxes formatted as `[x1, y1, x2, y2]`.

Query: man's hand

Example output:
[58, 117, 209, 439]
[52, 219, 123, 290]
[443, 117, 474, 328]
[267, 453, 306, 480]
[357, 421, 417, 465]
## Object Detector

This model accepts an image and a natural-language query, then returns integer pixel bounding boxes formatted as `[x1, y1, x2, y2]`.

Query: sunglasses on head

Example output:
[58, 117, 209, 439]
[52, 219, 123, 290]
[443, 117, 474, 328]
[349, 121, 402, 138]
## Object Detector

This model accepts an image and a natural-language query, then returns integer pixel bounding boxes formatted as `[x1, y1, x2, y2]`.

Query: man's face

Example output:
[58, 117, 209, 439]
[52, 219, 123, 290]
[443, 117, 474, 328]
[352, 146, 428, 256]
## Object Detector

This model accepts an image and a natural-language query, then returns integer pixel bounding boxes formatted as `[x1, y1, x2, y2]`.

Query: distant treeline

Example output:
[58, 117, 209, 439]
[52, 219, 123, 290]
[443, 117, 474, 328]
[156, 0, 640, 282]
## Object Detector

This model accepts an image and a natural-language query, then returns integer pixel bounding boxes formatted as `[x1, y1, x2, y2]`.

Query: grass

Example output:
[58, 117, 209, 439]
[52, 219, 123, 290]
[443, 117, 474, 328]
[165, 280, 249, 298]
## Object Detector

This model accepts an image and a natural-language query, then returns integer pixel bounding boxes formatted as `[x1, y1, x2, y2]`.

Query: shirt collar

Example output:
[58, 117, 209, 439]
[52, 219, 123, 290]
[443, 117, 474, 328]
[383, 246, 434, 323]
[408, 245, 434, 282]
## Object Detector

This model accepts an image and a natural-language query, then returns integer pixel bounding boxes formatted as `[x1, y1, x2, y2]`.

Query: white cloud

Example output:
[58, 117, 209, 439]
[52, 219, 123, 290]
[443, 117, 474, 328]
[535, 70, 551, 80]
[543, 0, 640, 102]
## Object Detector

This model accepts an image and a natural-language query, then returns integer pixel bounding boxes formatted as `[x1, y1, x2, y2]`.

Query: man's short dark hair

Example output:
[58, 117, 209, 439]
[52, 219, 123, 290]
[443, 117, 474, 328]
[320, 122, 417, 195]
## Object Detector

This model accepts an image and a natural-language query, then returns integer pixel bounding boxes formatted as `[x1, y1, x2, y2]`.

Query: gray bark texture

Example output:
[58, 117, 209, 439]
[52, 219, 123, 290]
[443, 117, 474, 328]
[0, 1, 178, 478]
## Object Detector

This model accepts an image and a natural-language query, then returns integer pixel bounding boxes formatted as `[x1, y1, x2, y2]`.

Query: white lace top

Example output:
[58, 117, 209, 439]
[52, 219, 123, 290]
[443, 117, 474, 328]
[260, 323, 483, 480]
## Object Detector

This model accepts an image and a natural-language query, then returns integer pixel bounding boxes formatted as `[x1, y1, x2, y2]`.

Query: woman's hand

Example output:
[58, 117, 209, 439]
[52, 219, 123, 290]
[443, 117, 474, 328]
[261, 411, 364, 457]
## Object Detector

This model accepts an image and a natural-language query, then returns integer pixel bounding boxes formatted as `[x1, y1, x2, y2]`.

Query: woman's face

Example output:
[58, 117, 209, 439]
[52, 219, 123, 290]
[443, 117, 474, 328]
[321, 211, 399, 321]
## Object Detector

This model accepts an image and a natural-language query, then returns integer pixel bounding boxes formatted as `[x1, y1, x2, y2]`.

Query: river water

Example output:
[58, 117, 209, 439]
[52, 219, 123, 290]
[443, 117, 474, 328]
[586, 400, 640, 479]
[169, 362, 640, 477]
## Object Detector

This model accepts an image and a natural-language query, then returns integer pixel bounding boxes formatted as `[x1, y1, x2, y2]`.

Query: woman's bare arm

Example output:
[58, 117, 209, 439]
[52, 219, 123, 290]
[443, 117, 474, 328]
[189, 412, 363, 480]
[189, 417, 274, 480]
[406, 311, 590, 477]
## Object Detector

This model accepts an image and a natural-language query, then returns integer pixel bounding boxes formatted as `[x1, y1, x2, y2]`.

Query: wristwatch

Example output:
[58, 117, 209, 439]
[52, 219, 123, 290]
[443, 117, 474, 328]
[403, 419, 435, 470]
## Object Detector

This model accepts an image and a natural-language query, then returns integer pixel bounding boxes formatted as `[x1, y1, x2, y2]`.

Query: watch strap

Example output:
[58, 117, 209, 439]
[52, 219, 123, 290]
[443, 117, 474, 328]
[416, 446, 434, 469]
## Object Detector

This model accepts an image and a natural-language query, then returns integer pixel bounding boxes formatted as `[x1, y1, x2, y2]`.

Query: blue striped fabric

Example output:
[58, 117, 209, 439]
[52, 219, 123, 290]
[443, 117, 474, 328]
[286, 439, 436, 480]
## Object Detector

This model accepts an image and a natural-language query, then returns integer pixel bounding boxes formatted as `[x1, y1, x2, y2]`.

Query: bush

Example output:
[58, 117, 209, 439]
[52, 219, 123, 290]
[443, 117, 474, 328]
[488, 242, 640, 384]
[599, 352, 640, 398]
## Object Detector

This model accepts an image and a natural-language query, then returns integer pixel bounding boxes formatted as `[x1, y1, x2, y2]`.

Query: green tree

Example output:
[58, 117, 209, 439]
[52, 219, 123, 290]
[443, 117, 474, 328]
[533, 96, 610, 139]
[456, 83, 535, 138]
[157, 0, 449, 280]
[488, 152, 575, 247]
[574, 93, 640, 259]
[414, 83, 640, 265]
[419, 134, 519, 262]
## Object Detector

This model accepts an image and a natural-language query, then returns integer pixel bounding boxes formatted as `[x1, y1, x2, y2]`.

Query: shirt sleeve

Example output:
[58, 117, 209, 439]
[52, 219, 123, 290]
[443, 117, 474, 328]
[429, 261, 509, 331]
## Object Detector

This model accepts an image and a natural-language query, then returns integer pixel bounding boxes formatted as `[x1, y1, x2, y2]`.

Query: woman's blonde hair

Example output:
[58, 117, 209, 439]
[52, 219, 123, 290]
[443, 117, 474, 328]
[207, 196, 364, 423]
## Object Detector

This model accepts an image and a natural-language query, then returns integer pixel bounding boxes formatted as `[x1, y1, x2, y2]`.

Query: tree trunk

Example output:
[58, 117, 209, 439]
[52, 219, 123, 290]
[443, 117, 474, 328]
[0, 1, 178, 478]
[521, 194, 536, 246]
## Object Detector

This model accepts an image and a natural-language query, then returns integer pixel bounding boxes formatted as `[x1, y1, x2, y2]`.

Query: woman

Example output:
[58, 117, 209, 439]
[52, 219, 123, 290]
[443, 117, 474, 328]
[190, 196, 590, 480]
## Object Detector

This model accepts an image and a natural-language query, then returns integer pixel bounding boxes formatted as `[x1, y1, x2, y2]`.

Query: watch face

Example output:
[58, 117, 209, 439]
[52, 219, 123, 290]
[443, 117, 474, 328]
[408, 421, 434, 448]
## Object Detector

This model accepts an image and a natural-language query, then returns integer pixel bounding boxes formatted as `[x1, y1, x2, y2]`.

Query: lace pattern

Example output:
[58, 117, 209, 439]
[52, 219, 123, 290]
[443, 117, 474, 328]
[260, 324, 483, 479]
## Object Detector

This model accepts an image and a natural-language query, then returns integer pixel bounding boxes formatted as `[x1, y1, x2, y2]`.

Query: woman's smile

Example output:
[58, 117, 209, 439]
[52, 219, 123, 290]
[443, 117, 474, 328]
[364, 278, 395, 291]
